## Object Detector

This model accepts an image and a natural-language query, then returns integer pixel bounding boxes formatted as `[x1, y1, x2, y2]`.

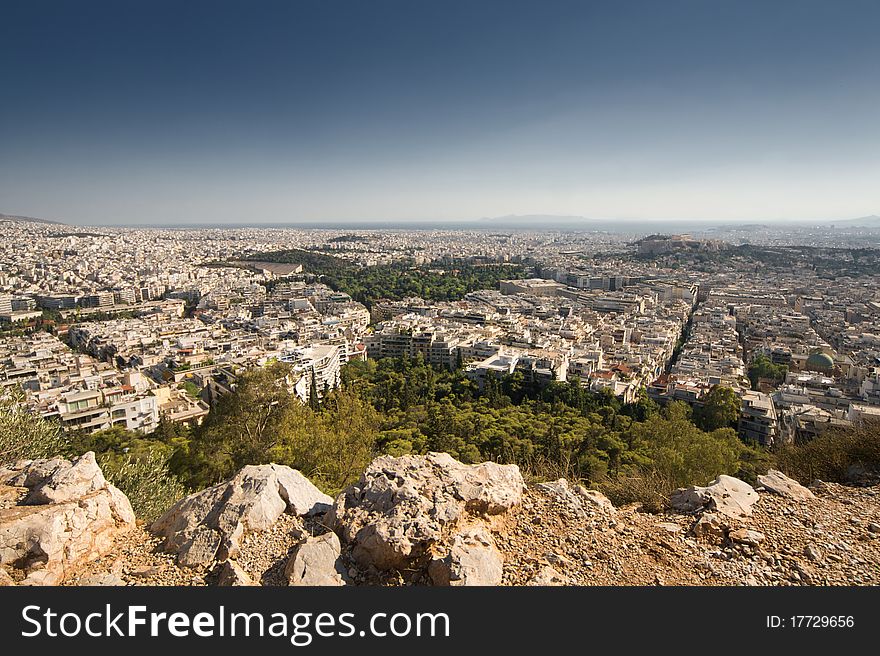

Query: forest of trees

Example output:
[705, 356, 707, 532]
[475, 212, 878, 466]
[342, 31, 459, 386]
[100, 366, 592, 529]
[4, 355, 877, 521]
[246, 249, 527, 307]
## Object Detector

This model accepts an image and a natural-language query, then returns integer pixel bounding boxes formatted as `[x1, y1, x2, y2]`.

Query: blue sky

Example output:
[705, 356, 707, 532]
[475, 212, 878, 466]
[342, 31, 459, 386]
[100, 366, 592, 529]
[1, 0, 879, 225]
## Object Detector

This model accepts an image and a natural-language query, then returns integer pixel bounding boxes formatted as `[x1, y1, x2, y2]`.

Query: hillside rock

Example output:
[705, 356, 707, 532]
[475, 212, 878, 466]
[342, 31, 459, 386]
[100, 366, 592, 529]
[0, 453, 135, 585]
[16, 452, 108, 506]
[285, 532, 347, 586]
[428, 526, 504, 586]
[151, 464, 329, 568]
[670, 475, 759, 519]
[329, 452, 523, 574]
[527, 565, 569, 586]
[216, 559, 254, 586]
[757, 470, 816, 501]
[0, 566, 14, 586]
[537, 479, 615, 517]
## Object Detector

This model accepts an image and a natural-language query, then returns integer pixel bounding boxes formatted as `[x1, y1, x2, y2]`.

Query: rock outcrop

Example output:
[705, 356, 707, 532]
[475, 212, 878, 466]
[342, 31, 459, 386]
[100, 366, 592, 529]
[670, 475, 759, 519]
[758, 470, 816, 501]
[427, 526, 504, 586]
[3, 448, 878, 588]
[537, 478, 616, 517]
[329, 452, 524, 582]
[216, 559, 255, 586]
[0, 452, 135, 585]
[285, 532, 347, 586]
[151, 463, 331, 568]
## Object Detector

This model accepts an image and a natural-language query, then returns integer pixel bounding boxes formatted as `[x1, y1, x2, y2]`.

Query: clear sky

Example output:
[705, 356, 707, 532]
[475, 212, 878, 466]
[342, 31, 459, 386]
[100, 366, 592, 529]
[1, 0, 879, 225]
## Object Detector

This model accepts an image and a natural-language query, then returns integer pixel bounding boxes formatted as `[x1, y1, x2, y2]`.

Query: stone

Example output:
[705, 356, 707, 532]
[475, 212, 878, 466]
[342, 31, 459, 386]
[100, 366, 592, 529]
[757, 470, 815, 501]
[868, 522, 880, 534]
[537, 479, 616, 517]
[574, 485, 617, 515]
[804, 544, 823, 562]
[130, 565, 162, 578]
[21, 452, 107, 505]
[275, 468, 334, 516]
[285, 532, 347, 586]
[330, 452, 523, 572]
[729, 528, 765, 546]
[151, 464, 327, 568]
[0, 485, 25, 506]
[670, 475, 759, 519]
[691, 512, 727, 541]
[657, 522, 682, 533]
[537, 478, 581, 506]
[77, 573, 126, 586]
[545, 552, 572, 567]
[0, 455, 135, 586]
[215, 559, 254, 586]
[0, 567, 15, 586]
[428, 527, 504, 586]
[527, 565, 568, 586]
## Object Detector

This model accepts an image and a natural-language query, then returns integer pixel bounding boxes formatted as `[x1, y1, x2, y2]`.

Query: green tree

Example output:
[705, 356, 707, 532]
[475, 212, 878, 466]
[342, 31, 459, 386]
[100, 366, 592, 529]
[693, 386, 741, 432]
[0, 390, 68, 461]
[747, 354, 787, 389]
[181, 361, 300, 486]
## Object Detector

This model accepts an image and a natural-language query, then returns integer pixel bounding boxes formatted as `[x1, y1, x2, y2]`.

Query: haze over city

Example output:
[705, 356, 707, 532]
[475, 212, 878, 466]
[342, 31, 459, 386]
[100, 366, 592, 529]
[2, 0, 879, 226]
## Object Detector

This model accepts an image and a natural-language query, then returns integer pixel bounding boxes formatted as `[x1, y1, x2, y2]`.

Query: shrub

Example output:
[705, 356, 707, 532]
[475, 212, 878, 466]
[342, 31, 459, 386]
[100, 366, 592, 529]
[99, 449, 189, 522]
[599, 471, 675, 513]
[775, 420, 880, 484]
[0, 390, 68, 462]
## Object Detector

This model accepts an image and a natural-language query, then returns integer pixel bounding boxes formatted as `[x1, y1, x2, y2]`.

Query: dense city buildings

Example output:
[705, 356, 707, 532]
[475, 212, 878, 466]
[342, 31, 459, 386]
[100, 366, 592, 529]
[2, 216, 880, 447]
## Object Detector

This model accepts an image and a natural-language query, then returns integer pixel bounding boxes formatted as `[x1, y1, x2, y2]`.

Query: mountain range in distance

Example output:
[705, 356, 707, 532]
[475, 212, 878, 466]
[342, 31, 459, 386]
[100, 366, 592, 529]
[0, 212, 61, 225]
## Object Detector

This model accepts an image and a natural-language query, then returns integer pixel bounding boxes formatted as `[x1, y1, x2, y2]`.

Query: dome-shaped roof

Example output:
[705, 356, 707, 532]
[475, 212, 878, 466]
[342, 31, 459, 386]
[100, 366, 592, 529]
[806, 352, 834, 371]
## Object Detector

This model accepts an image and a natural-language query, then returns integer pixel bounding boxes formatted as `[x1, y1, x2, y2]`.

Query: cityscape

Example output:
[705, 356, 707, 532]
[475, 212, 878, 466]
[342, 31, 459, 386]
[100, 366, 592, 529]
[3, 214, 879, 451]
[1, 2, 879, 628]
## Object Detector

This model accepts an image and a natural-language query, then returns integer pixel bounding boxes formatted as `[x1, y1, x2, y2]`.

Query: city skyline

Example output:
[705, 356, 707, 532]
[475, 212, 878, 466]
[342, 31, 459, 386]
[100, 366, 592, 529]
[2, 0, 880, 225]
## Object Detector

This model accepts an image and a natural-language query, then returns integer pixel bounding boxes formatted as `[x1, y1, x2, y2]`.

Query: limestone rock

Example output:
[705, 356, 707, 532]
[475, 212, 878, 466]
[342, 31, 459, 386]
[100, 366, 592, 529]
[0, 566, 15, 586]
[729, 528, 765, 546]
[691, 512, 727, 541]
[21, 452, 107, 505]
[330, 452, 523, 572]
[0, 454, 135, 585]
[527, 565, 569, 586]
[804, 543, 823, 562]
[0, 485, 25, 506]
[537, 478, 616, 518]
[428, 527, 504, 586]
[77, 573, 126, 586]
[757, 470, 815, 501]
[574, 485, 616, 515]
[216, 559, 254, 586]
[285, 532, 346, 586]
[151, 464, 327, 568]
[670, 475, 759, 519]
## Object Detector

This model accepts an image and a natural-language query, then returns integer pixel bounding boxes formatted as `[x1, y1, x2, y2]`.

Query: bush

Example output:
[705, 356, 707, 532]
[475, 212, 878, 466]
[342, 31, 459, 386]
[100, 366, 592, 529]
[599, 471, 675, 513]
[0, 390, 68, 462]
[775, 420, 880, 484]
[99, 449, 189, 522]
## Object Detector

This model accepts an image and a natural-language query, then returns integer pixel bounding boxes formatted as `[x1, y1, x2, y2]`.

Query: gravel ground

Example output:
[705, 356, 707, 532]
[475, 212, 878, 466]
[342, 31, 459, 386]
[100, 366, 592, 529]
[496, 481, 880, 586]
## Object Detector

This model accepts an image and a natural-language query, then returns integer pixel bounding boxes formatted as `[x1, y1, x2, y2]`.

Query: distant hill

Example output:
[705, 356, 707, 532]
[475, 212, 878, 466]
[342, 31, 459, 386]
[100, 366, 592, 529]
[0, 212, 62, 225]
[826, 215, 880, 227]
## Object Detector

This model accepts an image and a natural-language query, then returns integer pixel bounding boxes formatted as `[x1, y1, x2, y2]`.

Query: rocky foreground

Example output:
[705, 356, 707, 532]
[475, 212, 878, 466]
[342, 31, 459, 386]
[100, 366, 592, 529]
[1, 451, 878, 586]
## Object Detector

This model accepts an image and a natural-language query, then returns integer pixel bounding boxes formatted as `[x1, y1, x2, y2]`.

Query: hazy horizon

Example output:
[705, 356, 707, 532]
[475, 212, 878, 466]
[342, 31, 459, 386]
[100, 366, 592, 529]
[2, 0, 880, 225]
